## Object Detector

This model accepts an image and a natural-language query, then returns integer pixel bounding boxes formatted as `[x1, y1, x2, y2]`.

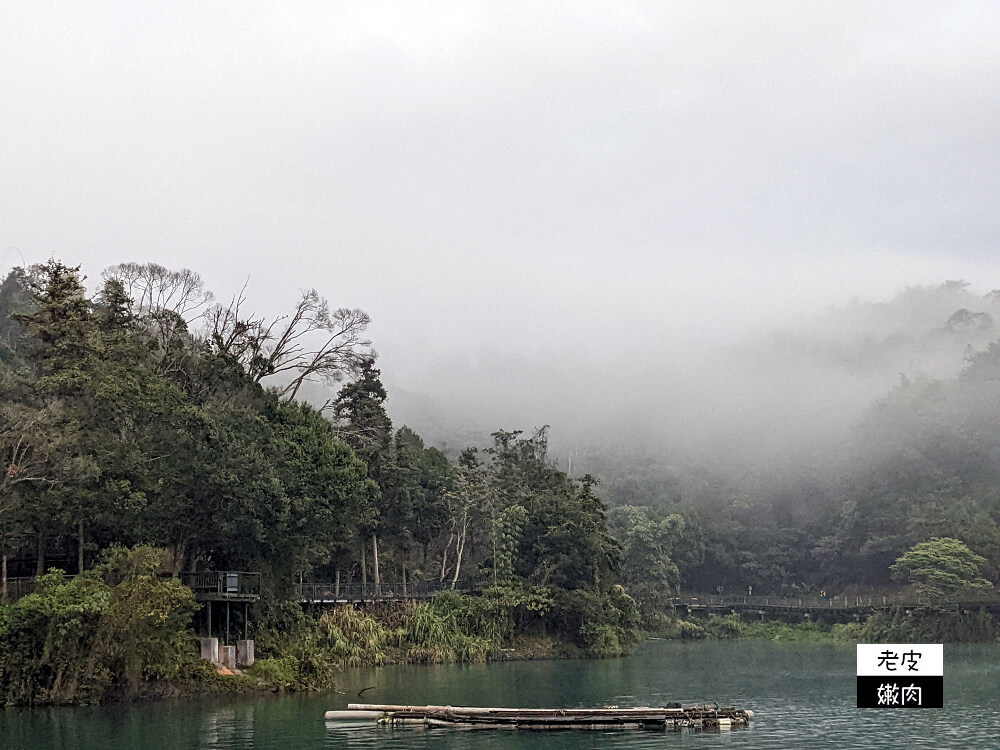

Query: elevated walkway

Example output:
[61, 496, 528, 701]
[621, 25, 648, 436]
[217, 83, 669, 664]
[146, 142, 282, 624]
[297, 580, 469, 604]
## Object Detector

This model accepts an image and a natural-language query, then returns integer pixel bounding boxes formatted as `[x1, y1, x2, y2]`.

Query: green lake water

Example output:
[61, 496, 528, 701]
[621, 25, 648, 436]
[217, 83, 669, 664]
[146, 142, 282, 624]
[3, 640, 999, 749]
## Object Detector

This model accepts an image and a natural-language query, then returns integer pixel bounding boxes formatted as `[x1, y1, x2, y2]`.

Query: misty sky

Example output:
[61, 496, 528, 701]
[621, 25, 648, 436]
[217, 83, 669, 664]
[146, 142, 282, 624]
[4, 2, 1000, 456]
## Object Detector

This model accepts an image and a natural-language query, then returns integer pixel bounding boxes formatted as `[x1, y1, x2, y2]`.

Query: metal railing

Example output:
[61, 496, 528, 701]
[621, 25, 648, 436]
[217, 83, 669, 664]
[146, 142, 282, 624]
[297, 579, 470, 602]
[180, 571, 261, 599]
[2, 571, 264, 604]
[0, 576, 44, 603]
[674, 592, 1000, 611]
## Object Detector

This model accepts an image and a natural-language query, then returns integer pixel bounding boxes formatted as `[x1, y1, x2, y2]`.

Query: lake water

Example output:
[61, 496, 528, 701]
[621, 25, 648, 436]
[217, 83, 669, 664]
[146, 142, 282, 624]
[3, 640, 999, 749]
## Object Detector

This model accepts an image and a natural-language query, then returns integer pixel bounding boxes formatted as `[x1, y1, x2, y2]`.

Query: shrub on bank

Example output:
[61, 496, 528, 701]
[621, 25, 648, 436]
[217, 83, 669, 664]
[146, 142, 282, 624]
[862, 606, 999, 643]
[646, 613, 851, 643]
[831, 622, 864, 641]
[247, 657, 300, 689]
[544, 585, 640, 656]
[0, 546, 199, 706]
[262, 583, 639, 690]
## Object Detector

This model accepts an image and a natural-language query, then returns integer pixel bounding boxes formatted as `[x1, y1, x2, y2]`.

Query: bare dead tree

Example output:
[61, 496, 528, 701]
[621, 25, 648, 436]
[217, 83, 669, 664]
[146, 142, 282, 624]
[207, 288, 373, 402]
[101, 263, 216, 377]
[102, 262, 215, 322]
[205, 281, 264, 362]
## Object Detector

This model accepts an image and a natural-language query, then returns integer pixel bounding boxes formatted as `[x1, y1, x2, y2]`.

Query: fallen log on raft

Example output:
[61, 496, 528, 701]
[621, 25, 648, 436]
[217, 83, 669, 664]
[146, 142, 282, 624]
[327, 702, 755, 730]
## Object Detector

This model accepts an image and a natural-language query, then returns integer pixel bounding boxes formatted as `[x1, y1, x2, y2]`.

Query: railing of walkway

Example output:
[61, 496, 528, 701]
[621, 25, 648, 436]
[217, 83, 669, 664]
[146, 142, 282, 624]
[1, 576, 43, 603]
[180, 571, 262, 599]
[297, 580, 470, 602]
[675, 592, 1000, 610]
[3, 572, 262, 603]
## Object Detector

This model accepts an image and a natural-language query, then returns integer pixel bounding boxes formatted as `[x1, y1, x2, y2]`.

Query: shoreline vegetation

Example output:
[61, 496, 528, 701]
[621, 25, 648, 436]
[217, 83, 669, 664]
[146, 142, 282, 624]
[3, 554, 997, 707]
[2, 261, 999, 706]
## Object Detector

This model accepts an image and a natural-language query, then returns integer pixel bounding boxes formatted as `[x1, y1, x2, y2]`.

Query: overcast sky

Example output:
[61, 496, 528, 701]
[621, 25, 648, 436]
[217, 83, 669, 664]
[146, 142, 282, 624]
[4, 2, 1000, 452]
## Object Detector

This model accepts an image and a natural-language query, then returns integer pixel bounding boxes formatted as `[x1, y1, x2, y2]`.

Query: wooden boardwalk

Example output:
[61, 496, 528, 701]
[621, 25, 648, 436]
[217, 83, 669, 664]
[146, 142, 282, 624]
[0, 577, 41, 603]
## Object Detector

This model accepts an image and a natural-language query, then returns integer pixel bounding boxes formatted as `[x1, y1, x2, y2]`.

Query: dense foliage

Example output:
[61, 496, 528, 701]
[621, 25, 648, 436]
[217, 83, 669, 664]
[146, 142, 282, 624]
[558, 283, 1000, 640]
[0, 260, 638, 703]
[0, 547, 200, 705]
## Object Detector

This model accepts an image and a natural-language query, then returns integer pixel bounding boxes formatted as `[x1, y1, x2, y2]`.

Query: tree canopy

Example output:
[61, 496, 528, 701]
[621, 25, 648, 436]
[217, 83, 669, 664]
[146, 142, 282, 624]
[890, 538, 995, 604]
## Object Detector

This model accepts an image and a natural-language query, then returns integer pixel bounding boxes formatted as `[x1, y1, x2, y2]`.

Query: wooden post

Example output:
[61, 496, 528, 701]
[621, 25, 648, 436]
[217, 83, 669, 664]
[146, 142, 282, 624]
[335, 569, 341, 599]
[361, 545, 367, 587]
[35, 530, 45, 576]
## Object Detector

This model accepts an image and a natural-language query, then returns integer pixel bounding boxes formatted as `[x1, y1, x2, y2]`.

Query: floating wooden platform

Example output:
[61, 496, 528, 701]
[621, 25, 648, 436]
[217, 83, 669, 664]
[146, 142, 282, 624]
[329, 703, 754, 730]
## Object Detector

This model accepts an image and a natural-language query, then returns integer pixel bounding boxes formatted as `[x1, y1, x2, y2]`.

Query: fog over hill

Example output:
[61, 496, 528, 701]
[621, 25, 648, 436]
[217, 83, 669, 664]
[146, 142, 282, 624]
[382, 281, 1000, 469]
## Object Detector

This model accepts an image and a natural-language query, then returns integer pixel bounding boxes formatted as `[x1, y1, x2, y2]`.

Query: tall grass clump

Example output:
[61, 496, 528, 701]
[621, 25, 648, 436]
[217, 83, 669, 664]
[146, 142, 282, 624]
[281, 607, 396, 689]
[401, 593, 489, 663]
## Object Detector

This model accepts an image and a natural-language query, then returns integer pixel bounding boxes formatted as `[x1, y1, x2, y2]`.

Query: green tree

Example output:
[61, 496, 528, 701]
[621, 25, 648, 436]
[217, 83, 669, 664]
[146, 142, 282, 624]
[0, 267, 34, 365]
[439, 449, 488, 586]
[608, 505, 683, 614]
[385, 427, 452, 583]
[484, 429, 622, 590]
[332, 357, 394, 584]
[890, 537, 995, 604]
[8, 262, 102, 573]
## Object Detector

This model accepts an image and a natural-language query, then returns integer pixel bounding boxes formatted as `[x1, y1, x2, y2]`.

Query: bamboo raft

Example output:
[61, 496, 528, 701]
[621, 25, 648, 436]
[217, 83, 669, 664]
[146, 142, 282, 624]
[327, 702, 755, 730]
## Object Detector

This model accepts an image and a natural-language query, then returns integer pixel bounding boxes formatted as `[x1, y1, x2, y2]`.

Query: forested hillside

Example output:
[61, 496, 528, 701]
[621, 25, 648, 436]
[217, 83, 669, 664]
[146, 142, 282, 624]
[0, 261, 636, 668]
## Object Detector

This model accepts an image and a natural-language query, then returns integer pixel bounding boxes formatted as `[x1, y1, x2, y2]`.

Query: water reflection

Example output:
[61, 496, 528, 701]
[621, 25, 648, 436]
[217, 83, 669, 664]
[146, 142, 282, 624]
[3, 642, 999, 749]
[323, 723, 753, 750]
[199, 705, 260, 749]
